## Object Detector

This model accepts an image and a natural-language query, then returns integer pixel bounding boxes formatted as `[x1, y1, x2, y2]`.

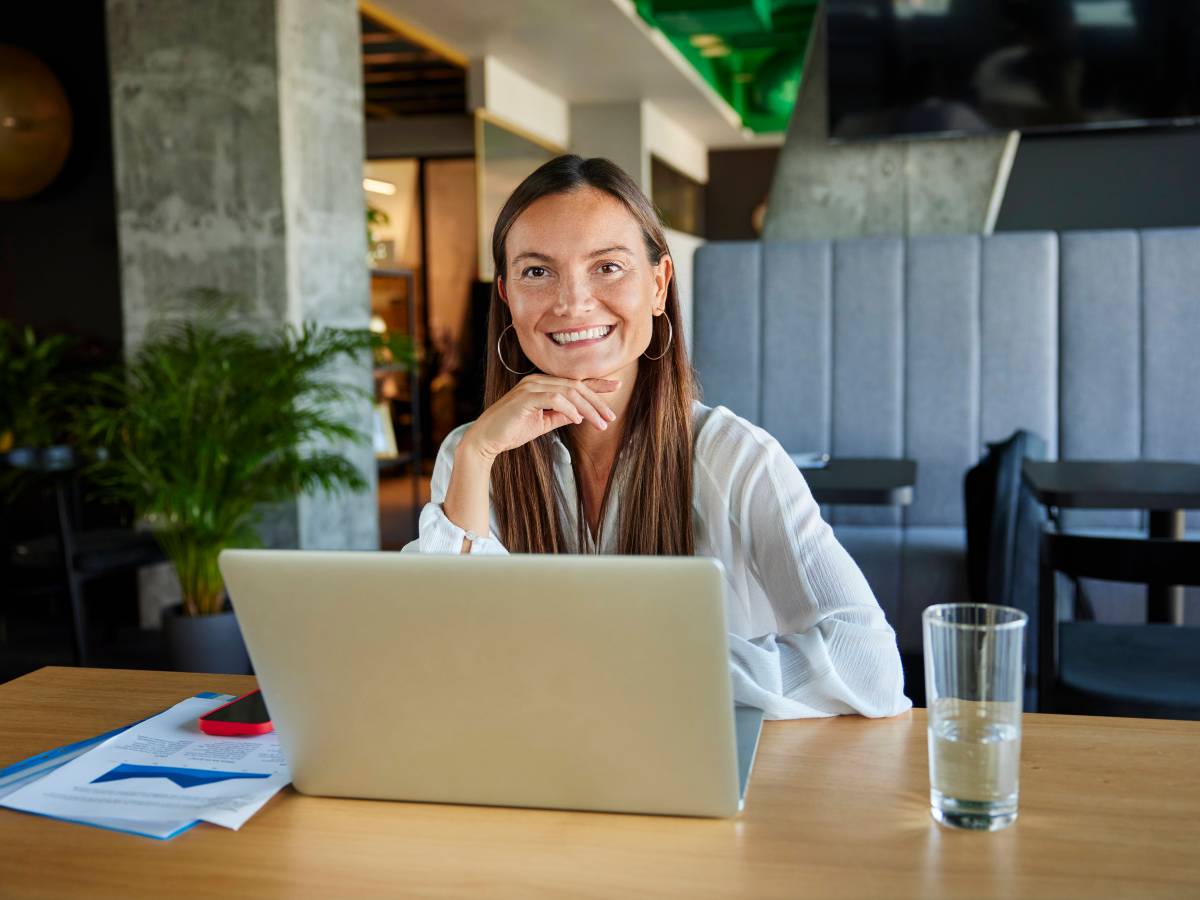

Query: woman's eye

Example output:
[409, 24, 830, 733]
[522, 266, 548, 278]
[598, 263, 623, 274]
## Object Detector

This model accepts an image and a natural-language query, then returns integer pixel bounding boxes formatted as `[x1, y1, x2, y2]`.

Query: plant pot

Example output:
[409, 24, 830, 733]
[163, 602, 253, 675]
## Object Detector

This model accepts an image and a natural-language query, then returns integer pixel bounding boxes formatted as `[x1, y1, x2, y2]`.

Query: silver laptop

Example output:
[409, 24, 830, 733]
[218, 550, 763, 818]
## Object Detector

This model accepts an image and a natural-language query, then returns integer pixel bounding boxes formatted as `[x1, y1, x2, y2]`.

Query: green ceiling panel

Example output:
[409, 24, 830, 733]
[635, 0, 817, 134]
[647, 0, 774, 34]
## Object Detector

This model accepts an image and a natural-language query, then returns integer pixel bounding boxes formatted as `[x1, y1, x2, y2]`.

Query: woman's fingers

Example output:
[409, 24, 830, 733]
[540, 409, 576, 431]
[576, 381, 618, 421]
[530, 390, 607, 431]
[467, 375, 617, 457]
[521, 376, 616, 425]
[559, 389, 608, 430]
[524, 374, 619, 398]
[535, 392, 587, 428]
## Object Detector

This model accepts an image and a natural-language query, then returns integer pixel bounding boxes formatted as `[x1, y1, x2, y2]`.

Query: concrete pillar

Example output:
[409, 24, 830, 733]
[105, 0, 377, 556]
[276, 0, 377, 550]
[764, 8, 1018, 240]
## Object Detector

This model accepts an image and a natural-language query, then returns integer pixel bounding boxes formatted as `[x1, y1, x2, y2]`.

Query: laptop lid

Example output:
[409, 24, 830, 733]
[219, 550, 746, 817]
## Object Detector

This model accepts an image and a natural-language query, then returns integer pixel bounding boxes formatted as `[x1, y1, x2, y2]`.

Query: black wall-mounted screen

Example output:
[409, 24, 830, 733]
[827, 0, 1200, 141]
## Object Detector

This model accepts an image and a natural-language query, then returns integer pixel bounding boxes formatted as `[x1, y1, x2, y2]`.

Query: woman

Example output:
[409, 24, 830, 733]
[404, 155, 910, 719]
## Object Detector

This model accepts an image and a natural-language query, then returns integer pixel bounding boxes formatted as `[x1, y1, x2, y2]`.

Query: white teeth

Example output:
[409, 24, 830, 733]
[551, 325, 613, 345]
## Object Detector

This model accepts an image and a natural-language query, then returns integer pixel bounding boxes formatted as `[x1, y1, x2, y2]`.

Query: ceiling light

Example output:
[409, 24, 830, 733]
[689, 34, 721, 47]
[363, 177, 396, 195]
[701, 45, 730, 58]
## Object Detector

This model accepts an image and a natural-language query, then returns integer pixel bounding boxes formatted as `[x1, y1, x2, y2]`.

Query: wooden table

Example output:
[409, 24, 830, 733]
[2, 667, 1198, 899]
[1023, 459, 1200, 623]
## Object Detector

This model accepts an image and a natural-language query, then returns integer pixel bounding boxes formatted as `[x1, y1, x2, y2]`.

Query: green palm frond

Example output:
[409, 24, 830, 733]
[75, 305, 375, 615]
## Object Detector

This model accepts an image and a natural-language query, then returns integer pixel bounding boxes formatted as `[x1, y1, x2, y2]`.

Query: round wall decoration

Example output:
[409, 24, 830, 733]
[0, 45, 74, 201]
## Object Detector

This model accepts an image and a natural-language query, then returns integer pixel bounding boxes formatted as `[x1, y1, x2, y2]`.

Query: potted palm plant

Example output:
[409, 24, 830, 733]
[76, 307, 375, 673]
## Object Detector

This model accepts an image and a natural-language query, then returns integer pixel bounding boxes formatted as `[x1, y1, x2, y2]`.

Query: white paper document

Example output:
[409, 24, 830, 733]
[0, 694, 291, 839]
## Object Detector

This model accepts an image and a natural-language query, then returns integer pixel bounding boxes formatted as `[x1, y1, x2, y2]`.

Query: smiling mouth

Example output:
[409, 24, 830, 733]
[548, 324, 615, 346]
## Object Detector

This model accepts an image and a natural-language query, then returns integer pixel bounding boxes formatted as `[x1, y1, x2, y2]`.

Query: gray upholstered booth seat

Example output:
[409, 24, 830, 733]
[693, 229, 1200, 653]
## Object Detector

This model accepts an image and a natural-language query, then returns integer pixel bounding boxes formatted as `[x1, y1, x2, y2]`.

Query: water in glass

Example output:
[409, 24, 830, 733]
[928, 697, 1021, 830]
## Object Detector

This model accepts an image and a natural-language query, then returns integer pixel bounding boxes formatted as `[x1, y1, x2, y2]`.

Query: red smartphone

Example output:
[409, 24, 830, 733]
[198, 690, 273, 736]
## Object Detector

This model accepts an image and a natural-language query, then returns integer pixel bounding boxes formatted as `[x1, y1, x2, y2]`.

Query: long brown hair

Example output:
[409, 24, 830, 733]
[484, 155, 696, 555]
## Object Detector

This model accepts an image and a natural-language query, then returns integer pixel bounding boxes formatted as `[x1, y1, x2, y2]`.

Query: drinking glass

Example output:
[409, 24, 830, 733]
[923, 603, 1027, 831]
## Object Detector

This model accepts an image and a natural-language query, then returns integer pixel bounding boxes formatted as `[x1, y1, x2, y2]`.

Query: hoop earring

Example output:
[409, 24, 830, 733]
[497, 323, 535, 375]
[642, 317, 673, 361]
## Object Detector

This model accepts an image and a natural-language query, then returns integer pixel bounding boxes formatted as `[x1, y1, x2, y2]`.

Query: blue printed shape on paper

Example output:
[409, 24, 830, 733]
[91, 764, 271, 789]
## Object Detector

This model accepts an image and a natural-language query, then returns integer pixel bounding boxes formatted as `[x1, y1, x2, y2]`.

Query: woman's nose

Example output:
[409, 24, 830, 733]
[552, 274, 595, 316]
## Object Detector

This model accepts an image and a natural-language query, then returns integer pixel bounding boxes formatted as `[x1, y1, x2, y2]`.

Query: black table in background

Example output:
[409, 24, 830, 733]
[799, 458, 917, 507]
[1023, 460, 1200, 624]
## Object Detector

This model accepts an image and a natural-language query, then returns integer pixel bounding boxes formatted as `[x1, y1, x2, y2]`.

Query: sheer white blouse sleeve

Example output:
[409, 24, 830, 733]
[400, 424, 509, 556]
[694, 408, 911, 719]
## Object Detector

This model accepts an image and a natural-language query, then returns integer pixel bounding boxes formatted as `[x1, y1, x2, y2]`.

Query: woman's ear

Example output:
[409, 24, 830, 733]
[653, 254, 673, 315]
[497, 274, 509, 305]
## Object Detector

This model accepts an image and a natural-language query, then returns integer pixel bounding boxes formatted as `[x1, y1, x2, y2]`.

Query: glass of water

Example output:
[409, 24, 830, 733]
[923, 603, 1027, 831]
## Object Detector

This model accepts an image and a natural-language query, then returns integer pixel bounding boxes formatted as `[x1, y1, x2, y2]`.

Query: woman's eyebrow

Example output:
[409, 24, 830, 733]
[589, 245, 634, 258]
[511, 246, 634, 265]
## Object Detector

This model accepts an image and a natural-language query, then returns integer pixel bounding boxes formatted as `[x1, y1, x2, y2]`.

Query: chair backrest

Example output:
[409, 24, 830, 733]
[1038, 531, 1200, 589]
[964, 430, 1049, 606]
[964, 430, 1048, 708]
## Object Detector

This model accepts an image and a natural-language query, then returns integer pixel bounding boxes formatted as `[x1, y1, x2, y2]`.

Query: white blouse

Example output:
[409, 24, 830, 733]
[402, 401, 912, 720]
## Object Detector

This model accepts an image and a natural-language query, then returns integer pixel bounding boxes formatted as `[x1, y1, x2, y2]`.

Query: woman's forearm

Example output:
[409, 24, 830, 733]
[443, 435, 495, 553]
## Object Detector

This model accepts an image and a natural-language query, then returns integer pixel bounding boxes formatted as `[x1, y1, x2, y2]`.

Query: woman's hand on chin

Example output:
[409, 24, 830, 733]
[461, 374, 620, 463]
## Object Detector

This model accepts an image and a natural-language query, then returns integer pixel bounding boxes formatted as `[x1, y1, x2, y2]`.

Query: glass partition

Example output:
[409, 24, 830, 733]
[475, 111, 562, 281]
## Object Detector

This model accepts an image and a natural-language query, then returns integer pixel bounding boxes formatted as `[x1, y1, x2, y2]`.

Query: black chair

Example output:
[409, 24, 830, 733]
[3, 447, 163, 667]
[964, 429, 1052, 709]
[1038, 528, 1200, 719]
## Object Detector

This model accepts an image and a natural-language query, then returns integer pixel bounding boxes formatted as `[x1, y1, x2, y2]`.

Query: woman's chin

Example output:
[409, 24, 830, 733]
[536, 357, 623, 382]
[542, 366, 601, 381]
